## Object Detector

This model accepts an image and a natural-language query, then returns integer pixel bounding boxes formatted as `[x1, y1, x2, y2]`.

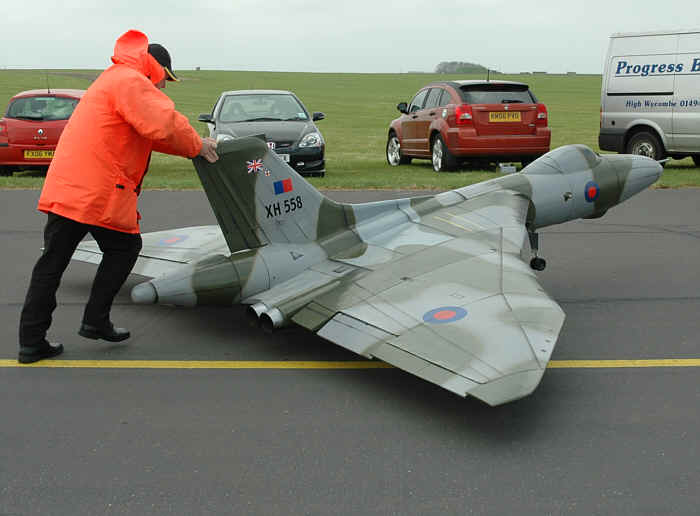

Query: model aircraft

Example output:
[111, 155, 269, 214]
[73, 137, 662, 405]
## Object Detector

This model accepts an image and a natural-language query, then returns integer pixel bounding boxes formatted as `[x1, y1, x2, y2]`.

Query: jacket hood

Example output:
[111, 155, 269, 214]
[111, 30, 165, 85]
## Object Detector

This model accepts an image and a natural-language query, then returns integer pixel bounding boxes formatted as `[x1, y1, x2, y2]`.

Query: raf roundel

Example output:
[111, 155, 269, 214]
[158, 235, 188, 246]
[584, 181, 600, 202]
[423, 306, 468, 324]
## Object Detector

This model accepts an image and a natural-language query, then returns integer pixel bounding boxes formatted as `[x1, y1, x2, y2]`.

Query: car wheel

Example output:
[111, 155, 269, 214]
[431, 134, 456, 172]
[692, 156, 700, 167]
[626, 131, 666, 161]
[386, 133, 410, 166]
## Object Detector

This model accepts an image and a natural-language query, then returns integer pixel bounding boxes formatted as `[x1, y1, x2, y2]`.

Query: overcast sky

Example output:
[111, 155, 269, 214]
[2, 0, 699, 74]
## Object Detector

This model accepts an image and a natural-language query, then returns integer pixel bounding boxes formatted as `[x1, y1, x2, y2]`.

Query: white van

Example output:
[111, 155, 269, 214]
[599, 29, 700, 165]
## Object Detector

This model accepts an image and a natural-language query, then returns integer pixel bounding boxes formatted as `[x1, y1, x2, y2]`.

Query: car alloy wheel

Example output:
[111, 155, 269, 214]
[387, 135, 402, 166]
[432, 138, 444, 171]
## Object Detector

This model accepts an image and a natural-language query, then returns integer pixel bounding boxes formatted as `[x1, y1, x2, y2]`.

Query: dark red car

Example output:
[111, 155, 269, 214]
[0, 89, 85, 176]
[386, 80, 550, 171]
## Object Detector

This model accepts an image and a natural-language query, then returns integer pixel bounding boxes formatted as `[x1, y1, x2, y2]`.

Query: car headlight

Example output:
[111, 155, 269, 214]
[216, 133, 234, 143]
[299, 132, 322, 148]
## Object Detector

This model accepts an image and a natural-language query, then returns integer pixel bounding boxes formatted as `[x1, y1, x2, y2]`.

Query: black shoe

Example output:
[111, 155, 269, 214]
[78, 322, 130, 342]
[18, 342, 64, 364]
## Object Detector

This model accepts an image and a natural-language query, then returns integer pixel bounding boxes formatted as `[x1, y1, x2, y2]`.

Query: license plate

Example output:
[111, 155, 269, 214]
[278, 153, 290, 162]
[489, 112, 521, 122]
[24, 150, 54, 159]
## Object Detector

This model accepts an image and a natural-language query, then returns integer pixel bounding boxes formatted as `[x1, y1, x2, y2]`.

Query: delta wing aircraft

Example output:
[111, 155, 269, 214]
[74, 137, 662, 405]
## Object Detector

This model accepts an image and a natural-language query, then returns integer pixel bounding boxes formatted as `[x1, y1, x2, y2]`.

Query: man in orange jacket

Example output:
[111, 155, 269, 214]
[18, 30, 218, 363]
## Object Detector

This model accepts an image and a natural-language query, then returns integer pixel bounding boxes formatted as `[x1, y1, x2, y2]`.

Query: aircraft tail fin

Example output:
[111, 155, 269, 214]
[192, 136, 352, 253]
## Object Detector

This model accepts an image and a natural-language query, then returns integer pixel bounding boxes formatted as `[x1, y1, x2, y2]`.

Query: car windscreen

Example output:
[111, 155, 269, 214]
[219, 94, 309, 123]
[6, 96, 79, 121]
[458, 84, 536, 104]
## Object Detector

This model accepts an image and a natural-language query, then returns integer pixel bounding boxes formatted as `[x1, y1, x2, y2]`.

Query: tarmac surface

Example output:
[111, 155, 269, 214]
[1, 188, 699, 515]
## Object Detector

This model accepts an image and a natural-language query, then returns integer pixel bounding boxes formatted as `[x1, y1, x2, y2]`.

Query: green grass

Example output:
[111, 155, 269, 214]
[1, 69, 698, 190]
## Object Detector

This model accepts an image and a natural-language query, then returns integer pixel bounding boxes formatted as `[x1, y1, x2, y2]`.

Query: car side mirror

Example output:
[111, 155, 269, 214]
[397, 102, 408, 114]
[312, 112, 325, 121]
[198, 113, 215, 125]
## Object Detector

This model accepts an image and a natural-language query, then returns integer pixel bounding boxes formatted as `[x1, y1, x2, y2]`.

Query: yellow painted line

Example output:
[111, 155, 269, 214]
[1, 359, 699, 369]
[548, 359, 700, 368]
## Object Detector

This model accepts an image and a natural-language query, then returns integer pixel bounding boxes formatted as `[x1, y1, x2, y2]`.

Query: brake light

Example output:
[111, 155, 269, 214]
[535, 104, 548, 126]
[455, 104, 473, 126]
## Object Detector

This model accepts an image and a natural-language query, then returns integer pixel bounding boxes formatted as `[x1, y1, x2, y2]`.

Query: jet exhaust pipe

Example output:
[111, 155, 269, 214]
[246, 280, 341, 333]
[260, 308, 286, 333]
[246, 302, 268, 327]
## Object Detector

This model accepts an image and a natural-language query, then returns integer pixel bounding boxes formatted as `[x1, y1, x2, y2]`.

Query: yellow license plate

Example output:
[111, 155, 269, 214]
[489, 112, 521, 122]
[24, 150, 54, 159]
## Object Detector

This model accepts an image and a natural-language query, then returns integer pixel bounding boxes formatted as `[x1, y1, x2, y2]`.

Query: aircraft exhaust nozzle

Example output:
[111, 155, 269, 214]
[260, 308, 286, 333]
[131, 282, 158, 304]
[246, 303, 268, 327]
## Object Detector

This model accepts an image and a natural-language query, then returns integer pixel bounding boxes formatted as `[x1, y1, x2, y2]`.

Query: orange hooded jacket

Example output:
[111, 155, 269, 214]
[37, 30, 202, 233]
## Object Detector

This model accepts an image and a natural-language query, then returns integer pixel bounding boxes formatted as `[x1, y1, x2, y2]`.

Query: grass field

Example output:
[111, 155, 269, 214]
[1, 68, 698, 190]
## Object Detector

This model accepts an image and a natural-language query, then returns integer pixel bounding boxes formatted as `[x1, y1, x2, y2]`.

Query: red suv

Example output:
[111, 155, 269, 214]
[386, 80, 550, 171]
[0, 89, 85, 176]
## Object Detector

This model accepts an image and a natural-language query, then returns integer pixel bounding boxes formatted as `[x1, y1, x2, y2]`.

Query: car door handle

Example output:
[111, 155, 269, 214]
[429, 112, 436, 116]
[411, 115, 418, 119]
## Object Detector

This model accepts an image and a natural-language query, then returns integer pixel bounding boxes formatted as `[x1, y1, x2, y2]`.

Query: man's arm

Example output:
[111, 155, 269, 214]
[113, 72, 203, 159]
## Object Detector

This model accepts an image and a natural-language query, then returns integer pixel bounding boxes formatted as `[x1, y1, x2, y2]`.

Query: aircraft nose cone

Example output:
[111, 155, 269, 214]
[619, 155, 663, 202]
[131, 282, 157, 304]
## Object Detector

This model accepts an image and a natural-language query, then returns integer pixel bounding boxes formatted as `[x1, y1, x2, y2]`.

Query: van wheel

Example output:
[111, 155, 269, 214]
[693, 156, 700, 167]
[432, 135, 457, 172]
[626, 131, 665, 161]
[386, 133, 411, 166]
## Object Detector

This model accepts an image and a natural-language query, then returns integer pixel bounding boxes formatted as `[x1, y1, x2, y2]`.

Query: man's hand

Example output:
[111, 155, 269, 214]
[199, 137, 219, 163]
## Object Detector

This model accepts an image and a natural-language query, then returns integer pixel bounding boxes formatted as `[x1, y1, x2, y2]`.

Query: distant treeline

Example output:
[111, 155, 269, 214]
[435, 61, 502, 74]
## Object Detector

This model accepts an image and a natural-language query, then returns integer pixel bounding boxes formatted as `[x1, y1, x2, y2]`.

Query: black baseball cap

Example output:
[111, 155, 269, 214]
[148, 43, 178, 82]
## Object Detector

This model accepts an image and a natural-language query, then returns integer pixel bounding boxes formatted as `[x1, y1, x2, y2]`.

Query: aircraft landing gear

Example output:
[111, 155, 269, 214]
[530, 256, 546, 271]
[528, 229, 547, 271]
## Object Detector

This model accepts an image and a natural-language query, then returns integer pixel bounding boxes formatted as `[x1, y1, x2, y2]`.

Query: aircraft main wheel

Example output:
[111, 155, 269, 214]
[626, 131, 666, 161]
[386, 133, 411, 166]
[432, 134, 457, 172]
[530, 257, 546, 271]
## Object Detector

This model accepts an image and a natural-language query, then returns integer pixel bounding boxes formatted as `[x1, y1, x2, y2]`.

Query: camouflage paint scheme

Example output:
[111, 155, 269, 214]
[73, 136, 662, 406]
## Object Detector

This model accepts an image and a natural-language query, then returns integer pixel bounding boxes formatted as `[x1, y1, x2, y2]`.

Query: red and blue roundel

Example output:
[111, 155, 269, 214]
[423, 306, 468, 324]
[584, 181, 600, 202]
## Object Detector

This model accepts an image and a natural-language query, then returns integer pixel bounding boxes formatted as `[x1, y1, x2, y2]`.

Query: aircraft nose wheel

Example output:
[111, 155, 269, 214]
[527, 229, 546, 271]
[530, 257, 547, 271]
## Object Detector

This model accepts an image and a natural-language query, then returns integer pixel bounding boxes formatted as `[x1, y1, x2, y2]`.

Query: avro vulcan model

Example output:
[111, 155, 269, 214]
[74, 137, 662, 405]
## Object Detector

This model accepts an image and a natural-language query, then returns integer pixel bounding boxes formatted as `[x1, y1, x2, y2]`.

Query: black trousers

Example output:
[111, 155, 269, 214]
[19, 212, 142, 348]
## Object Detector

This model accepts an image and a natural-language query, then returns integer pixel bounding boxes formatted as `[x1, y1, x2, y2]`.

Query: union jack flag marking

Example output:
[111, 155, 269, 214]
[247, 159, 264, 174]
